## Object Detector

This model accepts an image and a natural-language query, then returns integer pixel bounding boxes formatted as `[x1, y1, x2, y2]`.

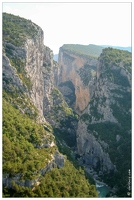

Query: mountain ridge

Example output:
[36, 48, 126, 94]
[2, 12, 131, 198]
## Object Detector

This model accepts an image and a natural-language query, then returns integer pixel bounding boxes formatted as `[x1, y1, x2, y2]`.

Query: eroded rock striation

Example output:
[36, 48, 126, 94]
[58, 47, 98, 113]
[3, 13, 131, 197]
[58, 46, 131, 196]
[2, 13, 65, 190]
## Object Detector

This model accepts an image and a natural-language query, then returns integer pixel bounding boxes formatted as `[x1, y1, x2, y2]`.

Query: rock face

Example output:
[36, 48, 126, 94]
[3, 13, 131, 197]
[3, 21, 60, 123]
[2, 13, 66, 191]
[76, 121, 114, 172]
[24, 28, 45, 122]
[58, 47, 98, 113]
[3, 54, 25, 92]
[3, 26, 45, 122]
[57, 46, 116, 174]
[58, 46, 131, 194]
[3, 151, 64, 189]
[42, 46, 59, 120]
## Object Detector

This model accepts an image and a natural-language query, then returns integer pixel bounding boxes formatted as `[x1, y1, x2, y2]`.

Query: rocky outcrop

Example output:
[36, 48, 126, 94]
[24, 28, 45, 122]
[75, 48, 131, 187]
[42, 46, 59, 119]
[3, 13, 131, 197]
[57, 47, 117, 175]
[58, 48, 98, 113]
[3, 151, 64, 189]
[58, 47, 131, 194]
[84, 51, 131, 125]
[3, 54, 25, 92]
[3, 26, 45, 122]
[2, 14, 66, 191]
[3, 25, 59, 123]
[76, 120, 115, 173]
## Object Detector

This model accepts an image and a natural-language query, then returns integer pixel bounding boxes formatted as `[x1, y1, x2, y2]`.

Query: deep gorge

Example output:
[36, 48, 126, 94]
[2, 13, 131, 198]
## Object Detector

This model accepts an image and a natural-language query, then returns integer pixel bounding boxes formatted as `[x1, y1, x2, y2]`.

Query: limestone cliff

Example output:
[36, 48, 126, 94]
[58, 47, 98, 113]
[79, 49, 131, 196]
[3, 23, 45, 122]
[42, 45, 59, 121]
[76, 120, 115, 173]
[3, 13, 131, 197]
[2, 14, 85, 196]
[24, 28, 45, 122]
[58, 46, 131, 196]
[58, 46, 115, 173]
[2, 13, 65, 191]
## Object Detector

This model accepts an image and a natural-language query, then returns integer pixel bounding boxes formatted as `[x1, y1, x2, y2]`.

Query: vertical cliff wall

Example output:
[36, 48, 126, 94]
[57, 46, 131, 196]
[58, 47, 98, 113]
[3, 19, 45, 122]
[2, 13, 66, 192]
[3, 18, 59, 123]
[78, 49, 131, 196]
[3, 13, 131, 197]
[42, 46, 59, 119]
[24, 28, 45, 121]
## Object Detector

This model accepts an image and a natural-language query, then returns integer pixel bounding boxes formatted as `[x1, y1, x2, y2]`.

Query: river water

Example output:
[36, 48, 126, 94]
[96, 183, 110, 197]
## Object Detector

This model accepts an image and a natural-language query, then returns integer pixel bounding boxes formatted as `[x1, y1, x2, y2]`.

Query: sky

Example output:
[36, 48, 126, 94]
[2, 1, 131, 54]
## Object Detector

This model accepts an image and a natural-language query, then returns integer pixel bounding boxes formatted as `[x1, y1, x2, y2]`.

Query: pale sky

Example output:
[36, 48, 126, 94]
[2, 1, 132, 54]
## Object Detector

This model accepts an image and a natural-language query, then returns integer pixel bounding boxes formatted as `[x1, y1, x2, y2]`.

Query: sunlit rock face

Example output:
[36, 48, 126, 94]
[24, 28, 45, 122]
[58, 46, 131, 185]
[58, 47, 98, 114]
[76, 48, 131, 179]
[2, 15, 66, 190]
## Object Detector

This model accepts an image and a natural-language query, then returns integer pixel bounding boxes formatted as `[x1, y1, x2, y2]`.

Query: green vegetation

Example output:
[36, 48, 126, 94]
[3, 97, 97, 197]
[3, 12, 39, 46]
[111, 105, 131, 132]
[100, 47, 131, 74]
[85, 98, 104, 121]
[2, 12, 98, 198]
[3, 99, 57, 181]
[80, 113, 92, 122]
[85, 47, 132, 197]
[51, 87, 77, 118]
[52, 87, 63, 100]
[54, 119, 77, 148]
[3, 13, 35, 90]
[3, 161, 98, 197]
[3, 90, 38, 120]
[105, 68, 130, 87]
[61, 44, 103, 58]
[3, 12, 132, 198]
[3, 91, 97, 197]
[87, 119, 131, 197]
[78, 64, 96, 85]
[3, 77, 96, 197]
[10, 58, 32, 90]
[44, 87, 78, 147]
[100, 49, 131, 88]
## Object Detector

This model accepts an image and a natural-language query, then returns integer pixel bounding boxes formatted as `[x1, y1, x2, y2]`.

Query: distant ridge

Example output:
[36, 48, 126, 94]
[55, 44, 131, 60]
[60, 44, 103, 58]
[100, 45, 131, 52]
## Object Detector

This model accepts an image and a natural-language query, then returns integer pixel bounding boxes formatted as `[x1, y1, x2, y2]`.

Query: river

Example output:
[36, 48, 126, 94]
[96, 182, 110, 197]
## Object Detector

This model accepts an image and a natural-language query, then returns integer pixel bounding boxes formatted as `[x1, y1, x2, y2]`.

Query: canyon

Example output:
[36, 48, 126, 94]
[2, 13, 131, 197]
